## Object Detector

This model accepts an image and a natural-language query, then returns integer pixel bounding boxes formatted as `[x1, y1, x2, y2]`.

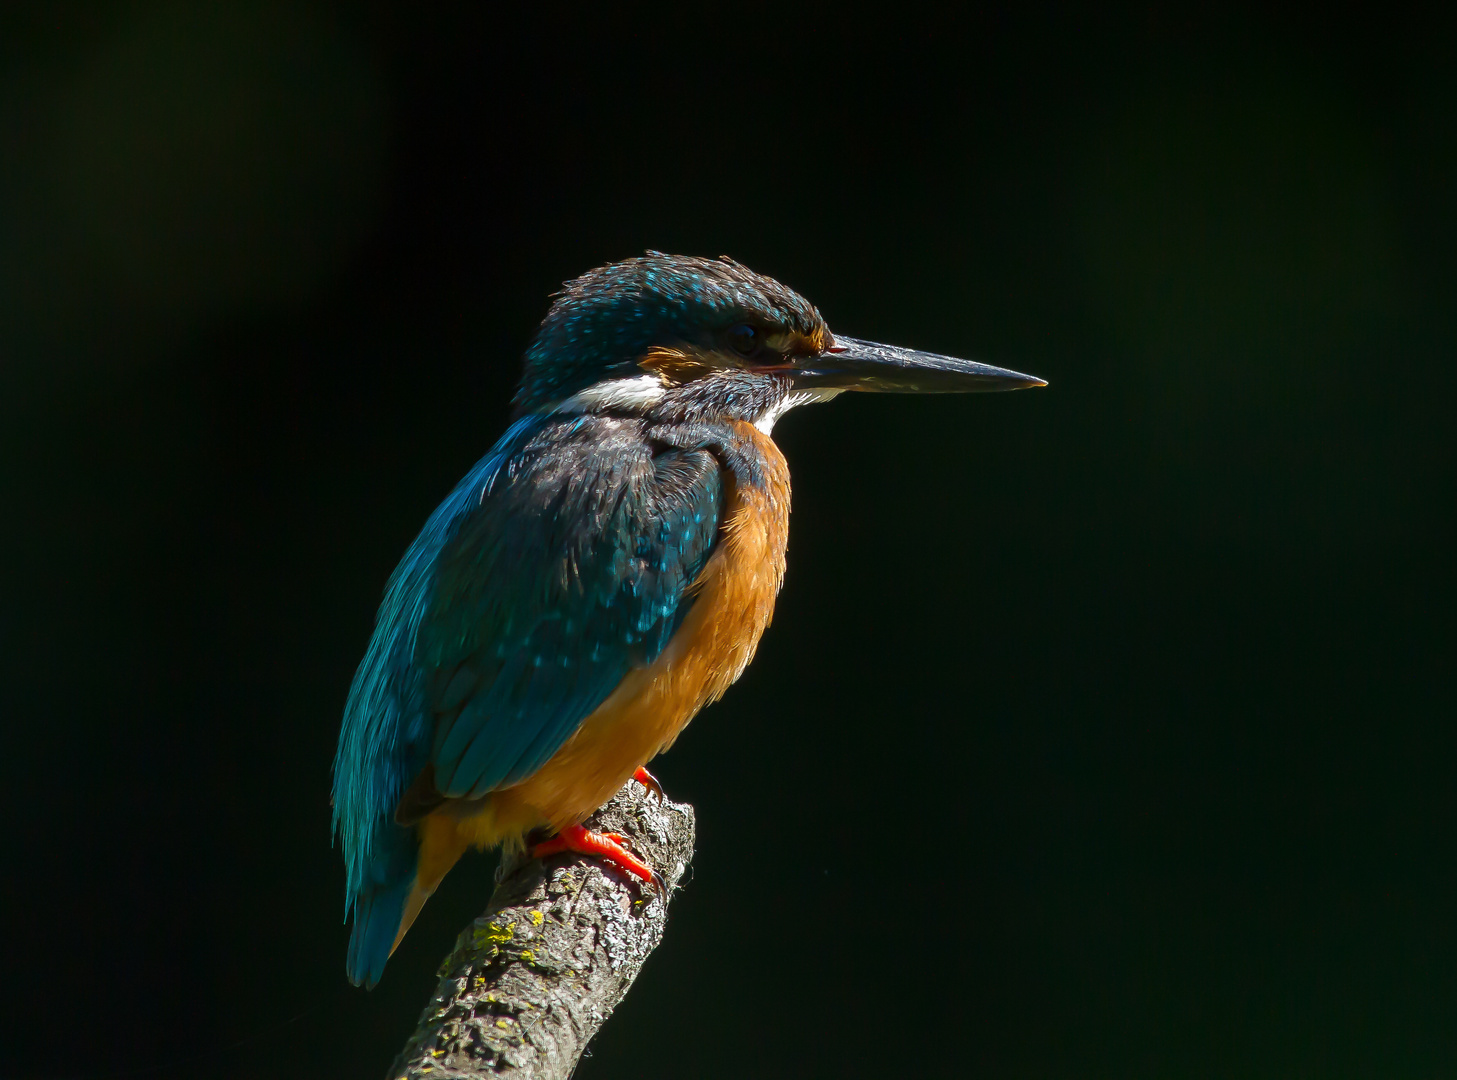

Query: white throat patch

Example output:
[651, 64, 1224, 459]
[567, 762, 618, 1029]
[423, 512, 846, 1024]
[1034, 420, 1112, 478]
[754, 388, 843, 434]
[554, 374, 668, 415]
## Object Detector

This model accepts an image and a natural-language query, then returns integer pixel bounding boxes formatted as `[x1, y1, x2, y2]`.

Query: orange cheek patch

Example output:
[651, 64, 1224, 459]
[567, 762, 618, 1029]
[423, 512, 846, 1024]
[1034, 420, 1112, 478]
[640, 345, 717, 384]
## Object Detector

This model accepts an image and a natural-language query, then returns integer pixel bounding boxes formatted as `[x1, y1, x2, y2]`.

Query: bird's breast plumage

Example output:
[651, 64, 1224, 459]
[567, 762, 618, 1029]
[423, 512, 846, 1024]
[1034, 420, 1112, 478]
[352, 414, 793, 920]
[474, 419, 792, 840]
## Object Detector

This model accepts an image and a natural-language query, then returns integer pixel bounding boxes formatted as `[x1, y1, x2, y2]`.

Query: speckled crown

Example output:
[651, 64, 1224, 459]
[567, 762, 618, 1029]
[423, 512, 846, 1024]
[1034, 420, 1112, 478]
[513, 253, 825, 414]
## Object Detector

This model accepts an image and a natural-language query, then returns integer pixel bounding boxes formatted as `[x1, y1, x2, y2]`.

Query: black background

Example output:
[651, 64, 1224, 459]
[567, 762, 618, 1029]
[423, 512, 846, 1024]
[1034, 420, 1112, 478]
[2, 4, 1454, 1078]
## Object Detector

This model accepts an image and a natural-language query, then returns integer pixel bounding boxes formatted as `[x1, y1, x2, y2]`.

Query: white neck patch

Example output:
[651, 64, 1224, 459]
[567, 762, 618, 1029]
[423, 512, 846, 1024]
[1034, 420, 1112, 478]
[554, 374, 667, 415]
[754, 388, 843, 434]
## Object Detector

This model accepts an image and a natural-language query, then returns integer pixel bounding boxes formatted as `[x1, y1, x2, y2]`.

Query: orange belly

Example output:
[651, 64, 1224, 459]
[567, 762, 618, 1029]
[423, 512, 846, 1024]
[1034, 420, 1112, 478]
[425, 421, 792, 872]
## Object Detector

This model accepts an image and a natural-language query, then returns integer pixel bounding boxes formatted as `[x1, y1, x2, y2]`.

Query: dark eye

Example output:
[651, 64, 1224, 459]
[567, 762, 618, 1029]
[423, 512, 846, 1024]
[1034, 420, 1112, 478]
[726, 323, 760, 358]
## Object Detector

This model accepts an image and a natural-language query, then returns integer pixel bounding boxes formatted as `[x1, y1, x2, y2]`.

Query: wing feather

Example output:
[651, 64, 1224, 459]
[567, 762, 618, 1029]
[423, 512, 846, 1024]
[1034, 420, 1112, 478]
[423, 417, 722, 798]
[332, 412, 723, 915]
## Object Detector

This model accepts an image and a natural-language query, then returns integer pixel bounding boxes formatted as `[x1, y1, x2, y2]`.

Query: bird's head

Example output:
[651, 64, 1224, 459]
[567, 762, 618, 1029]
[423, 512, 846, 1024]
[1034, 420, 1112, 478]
[513, 252, 1044, 429]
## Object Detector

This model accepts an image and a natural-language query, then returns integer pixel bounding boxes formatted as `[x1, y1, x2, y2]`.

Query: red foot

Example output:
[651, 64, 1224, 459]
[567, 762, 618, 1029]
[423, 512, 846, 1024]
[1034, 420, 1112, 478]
[531, 824, 660, 889]
[632, 766, 664, 801]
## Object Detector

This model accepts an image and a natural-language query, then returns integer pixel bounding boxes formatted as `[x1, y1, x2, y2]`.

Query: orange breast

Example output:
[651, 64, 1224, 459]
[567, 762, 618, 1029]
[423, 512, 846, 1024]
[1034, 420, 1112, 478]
[455, 420, 792, 850]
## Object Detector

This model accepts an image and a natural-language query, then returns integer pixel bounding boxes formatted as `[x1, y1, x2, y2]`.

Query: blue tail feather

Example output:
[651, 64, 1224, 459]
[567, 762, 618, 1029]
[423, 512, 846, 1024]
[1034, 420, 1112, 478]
[344, 820, 421, 988]
[346, 873, 415, 989]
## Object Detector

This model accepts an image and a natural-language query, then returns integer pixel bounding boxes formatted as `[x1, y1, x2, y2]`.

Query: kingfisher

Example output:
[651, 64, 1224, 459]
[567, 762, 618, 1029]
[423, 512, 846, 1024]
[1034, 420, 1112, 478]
[333, 253, 1044, 987]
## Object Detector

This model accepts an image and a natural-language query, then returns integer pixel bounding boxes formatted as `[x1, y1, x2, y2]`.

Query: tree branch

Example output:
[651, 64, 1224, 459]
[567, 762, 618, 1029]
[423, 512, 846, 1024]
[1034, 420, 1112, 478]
[389, 782, 696, 1080]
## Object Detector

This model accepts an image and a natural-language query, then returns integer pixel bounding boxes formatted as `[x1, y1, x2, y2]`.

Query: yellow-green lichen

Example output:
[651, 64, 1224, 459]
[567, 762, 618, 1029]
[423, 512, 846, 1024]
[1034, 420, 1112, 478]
[471, 920, 516, 956]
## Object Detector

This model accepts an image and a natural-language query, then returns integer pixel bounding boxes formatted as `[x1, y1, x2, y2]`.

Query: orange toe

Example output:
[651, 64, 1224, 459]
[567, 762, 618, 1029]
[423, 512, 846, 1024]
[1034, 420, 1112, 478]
[632, 766, 665, 801]
[530, 823, 657, 886]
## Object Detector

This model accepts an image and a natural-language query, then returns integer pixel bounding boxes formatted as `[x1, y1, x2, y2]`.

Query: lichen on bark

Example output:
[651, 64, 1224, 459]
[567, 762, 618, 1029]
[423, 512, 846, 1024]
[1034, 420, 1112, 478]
[390, 781, 695, 1080]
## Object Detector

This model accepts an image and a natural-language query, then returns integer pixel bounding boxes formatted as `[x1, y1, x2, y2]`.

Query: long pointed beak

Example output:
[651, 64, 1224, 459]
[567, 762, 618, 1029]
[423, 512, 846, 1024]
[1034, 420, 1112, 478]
[791, 335, 1046, 393]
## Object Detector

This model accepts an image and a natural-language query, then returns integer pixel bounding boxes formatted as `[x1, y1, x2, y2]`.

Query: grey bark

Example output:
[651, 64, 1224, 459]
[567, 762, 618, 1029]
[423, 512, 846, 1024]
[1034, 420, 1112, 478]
[389, 781, 696, 1080]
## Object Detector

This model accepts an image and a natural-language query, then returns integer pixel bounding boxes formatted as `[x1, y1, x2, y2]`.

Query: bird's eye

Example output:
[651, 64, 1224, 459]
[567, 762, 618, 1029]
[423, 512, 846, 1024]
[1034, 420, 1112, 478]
[726, 323, 760, 358]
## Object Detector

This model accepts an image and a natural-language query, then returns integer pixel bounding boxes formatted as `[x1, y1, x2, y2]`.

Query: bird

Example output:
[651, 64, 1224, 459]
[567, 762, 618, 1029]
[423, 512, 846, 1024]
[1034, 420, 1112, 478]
[333, 252, 1045, 987]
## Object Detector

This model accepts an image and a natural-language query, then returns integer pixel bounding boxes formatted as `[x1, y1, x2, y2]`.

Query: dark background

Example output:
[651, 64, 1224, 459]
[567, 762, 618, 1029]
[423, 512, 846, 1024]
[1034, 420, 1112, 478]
[2, 4, 1454, 1078]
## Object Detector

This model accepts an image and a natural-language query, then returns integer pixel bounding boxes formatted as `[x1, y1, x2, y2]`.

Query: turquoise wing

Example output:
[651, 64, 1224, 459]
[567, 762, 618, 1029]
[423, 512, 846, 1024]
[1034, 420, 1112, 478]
[332, 414, 721, 984]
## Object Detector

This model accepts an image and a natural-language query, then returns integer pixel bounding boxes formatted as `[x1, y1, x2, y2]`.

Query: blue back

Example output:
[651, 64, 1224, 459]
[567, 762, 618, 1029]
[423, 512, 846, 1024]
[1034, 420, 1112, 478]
[332, 412, 722, 982]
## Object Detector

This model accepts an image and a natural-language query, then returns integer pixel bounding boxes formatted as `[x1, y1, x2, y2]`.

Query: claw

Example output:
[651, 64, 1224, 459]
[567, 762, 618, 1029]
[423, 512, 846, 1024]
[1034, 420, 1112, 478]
[632, 765, 665, 802]
[530, 823, 658, 890]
